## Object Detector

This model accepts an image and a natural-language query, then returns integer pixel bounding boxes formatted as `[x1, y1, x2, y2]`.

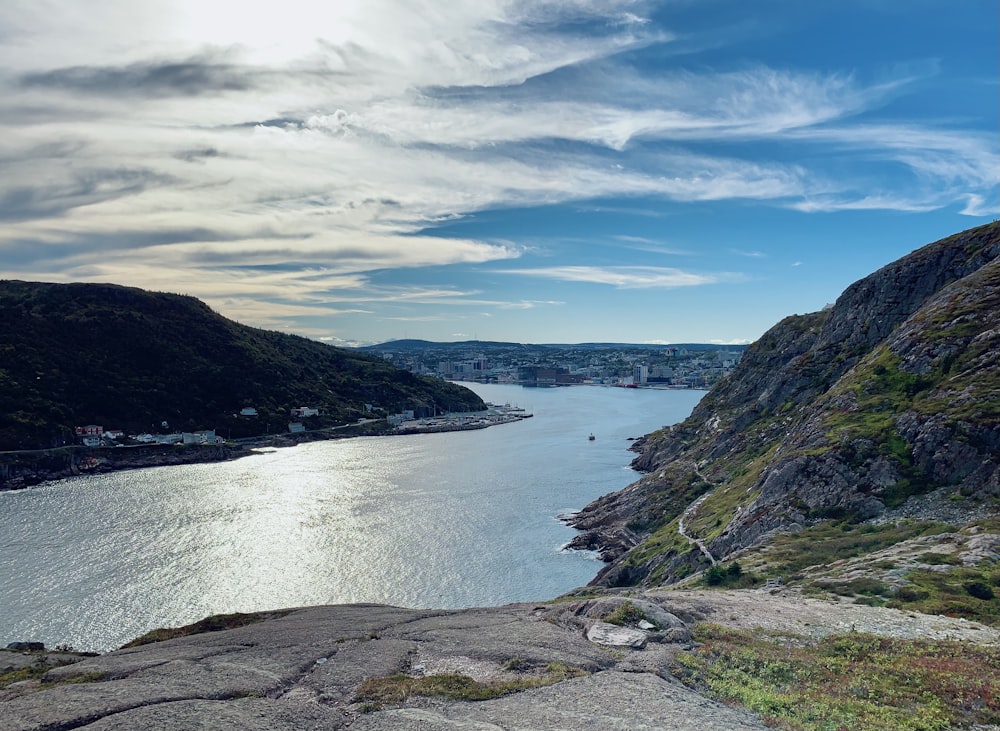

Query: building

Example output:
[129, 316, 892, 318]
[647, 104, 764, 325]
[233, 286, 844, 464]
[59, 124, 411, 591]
[182, 430, 217, 445]
[387, 410, 415, 426]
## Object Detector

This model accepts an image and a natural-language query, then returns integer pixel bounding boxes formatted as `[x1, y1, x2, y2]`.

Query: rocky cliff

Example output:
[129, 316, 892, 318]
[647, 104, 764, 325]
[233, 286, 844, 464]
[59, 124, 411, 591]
[570, 221, 1000, 587]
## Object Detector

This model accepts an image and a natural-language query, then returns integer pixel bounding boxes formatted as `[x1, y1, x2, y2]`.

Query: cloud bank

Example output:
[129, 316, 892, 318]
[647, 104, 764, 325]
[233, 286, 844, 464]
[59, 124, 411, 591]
[0, 1, 996, 342]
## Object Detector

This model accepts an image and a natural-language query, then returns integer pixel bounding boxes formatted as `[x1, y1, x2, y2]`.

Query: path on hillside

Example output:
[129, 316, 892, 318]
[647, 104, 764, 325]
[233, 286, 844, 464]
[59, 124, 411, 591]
[677, 464, 718, 565]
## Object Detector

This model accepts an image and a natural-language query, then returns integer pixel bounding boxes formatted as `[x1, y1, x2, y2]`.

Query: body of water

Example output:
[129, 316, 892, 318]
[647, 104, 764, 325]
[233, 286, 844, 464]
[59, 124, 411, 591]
[0, 384, 701, 651]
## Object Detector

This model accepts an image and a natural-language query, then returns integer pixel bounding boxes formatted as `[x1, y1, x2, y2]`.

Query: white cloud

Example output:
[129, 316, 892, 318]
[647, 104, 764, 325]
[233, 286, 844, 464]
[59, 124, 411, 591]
[498, 265, 738, 289]
[1, 0, 995, 341]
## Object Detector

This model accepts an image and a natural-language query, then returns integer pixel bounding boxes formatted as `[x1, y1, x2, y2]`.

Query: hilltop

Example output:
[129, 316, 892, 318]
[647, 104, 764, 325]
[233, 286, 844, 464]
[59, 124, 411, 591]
[569, 221, 1000, 610]
[361, 339, 741, 352]
[0, 282, 484, 451]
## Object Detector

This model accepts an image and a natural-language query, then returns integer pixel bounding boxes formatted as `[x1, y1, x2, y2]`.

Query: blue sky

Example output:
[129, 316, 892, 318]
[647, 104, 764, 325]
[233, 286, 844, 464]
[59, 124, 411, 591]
[1, 1, 997, 345]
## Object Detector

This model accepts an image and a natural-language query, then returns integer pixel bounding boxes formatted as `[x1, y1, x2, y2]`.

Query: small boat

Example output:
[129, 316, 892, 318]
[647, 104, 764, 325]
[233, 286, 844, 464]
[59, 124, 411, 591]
[588, 433, 596, 441]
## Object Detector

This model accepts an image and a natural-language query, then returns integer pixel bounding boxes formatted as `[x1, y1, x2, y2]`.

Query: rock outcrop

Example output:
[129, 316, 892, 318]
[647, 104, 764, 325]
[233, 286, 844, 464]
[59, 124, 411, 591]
[0, 598, 770, 731]
[5, 589, 997, 730]
[569, 221, 1000, 586]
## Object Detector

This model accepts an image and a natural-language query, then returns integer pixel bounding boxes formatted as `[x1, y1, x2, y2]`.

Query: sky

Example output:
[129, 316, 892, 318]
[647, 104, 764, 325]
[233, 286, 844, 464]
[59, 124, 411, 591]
[1, 1, 997, 346]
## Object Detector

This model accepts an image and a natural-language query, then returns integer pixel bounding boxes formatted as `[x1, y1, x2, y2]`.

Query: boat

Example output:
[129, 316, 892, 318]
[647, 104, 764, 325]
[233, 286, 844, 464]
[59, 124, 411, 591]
[588, 433, 596, 441]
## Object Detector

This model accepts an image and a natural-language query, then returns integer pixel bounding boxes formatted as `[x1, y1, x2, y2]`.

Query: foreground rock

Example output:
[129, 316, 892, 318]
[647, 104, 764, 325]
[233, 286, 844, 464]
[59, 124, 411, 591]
[0, 597, 763, 731]
[5, 589, 998, 730]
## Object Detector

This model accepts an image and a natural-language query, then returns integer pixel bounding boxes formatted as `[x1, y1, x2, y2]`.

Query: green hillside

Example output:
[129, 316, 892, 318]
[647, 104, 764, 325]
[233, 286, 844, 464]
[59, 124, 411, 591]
[569, 221, 1000, 610]
[0, 281, 484, 450]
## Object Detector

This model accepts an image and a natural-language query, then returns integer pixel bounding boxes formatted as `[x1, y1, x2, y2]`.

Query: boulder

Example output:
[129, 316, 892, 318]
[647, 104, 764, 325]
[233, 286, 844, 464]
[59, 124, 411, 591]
[586, 622, 647, 649]
[5, 643, 44, 653]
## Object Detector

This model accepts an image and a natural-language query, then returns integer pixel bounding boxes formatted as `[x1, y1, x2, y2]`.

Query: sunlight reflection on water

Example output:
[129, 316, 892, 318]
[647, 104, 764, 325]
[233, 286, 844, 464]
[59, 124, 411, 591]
[0, 384, 702, 651]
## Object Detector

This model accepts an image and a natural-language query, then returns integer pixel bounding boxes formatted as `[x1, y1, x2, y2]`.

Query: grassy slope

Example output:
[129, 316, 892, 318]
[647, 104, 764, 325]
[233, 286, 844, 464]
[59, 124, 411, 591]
[600, 222, 1000, 593]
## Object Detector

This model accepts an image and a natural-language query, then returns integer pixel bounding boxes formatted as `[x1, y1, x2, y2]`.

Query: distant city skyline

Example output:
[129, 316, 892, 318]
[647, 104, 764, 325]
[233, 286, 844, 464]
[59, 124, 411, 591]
[2, 1, 997, 346]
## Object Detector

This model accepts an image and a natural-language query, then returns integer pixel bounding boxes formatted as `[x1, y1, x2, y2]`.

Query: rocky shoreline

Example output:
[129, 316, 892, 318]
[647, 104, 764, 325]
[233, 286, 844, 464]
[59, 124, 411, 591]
[0, 442, 247, 491]
[0, 416, 528, 492]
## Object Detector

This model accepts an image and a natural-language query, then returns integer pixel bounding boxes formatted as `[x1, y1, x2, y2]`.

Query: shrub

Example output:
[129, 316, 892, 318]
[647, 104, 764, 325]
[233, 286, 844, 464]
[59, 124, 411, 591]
[893, 587, 929, 603]
[703, 562, 749, 587]
[605, 601, 647, 626]
[965, 582, 996, 601]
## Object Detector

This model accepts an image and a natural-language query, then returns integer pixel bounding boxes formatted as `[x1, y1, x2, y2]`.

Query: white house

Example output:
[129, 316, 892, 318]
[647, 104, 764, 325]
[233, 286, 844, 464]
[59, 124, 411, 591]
[182, 430, 217, 445]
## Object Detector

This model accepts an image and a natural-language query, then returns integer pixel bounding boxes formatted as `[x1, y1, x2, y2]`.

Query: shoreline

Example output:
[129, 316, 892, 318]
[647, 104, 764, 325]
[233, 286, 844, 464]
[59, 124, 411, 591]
[0, 412, 532, 492]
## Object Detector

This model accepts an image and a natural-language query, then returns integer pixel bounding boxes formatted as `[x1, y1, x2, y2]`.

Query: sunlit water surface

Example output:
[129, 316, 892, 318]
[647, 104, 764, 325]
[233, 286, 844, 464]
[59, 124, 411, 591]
[0, 384, 702, 651]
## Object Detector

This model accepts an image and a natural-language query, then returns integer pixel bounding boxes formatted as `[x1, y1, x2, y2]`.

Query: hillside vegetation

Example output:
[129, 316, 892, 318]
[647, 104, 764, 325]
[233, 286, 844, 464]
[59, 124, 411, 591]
[570, 221, 1000, 617]
[0, 281, 484, 450]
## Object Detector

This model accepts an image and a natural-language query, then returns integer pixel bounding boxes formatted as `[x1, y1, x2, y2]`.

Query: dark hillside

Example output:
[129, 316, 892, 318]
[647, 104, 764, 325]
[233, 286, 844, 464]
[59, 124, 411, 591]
[0, 281, 484, 450]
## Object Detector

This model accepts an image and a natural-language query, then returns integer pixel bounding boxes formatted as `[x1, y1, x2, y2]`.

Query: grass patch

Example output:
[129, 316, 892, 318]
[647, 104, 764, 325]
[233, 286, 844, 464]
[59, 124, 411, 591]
[917, 551, 961, 565]
[625, 517, 691, 569]
[0, 665, 50, 690]
[810, 577, 892, 598]
[676, 624, 1000, 730]
[121, 610, 292, 648]
[885, 565, 1000, 626]
[1, 664, 104, 690]
[686, 446, 778, 544]
[746, 519, 953, 578]
[354, 662, 588, 709]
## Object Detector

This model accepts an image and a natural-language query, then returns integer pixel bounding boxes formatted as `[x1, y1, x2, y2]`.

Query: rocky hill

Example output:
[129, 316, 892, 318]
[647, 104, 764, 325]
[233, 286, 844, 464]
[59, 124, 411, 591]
[0, 281, 484, 450]
[569, 221, 1000, 589]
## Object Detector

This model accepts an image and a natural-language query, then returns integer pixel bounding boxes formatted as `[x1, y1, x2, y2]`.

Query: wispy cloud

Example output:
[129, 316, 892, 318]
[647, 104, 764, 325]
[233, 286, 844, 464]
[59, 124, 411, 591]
[614, 235, 690, 256]
[498, 265, 740, 289]
[18, 55, 261, 97]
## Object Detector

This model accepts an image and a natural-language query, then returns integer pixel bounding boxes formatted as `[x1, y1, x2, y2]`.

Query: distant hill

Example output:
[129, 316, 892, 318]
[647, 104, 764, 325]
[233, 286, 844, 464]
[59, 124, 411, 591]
[360, 339, 532, 353]
[0, 282, 485, 450]
[361, 340, 746, 352]
[570, 221, 1000, 590]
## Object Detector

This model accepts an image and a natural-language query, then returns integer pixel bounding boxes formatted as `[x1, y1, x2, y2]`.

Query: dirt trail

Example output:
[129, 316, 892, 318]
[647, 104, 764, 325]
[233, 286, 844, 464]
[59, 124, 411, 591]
[677, 464, 718, 565]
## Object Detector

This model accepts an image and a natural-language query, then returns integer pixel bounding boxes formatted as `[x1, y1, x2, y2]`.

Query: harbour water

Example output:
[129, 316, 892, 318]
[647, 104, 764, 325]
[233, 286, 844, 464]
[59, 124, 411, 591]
[0, 384, 702, 652]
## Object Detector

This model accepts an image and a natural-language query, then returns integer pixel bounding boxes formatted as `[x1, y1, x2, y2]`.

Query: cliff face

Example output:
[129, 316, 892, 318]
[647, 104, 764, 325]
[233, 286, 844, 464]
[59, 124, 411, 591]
[570, 222, 1000, 587]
